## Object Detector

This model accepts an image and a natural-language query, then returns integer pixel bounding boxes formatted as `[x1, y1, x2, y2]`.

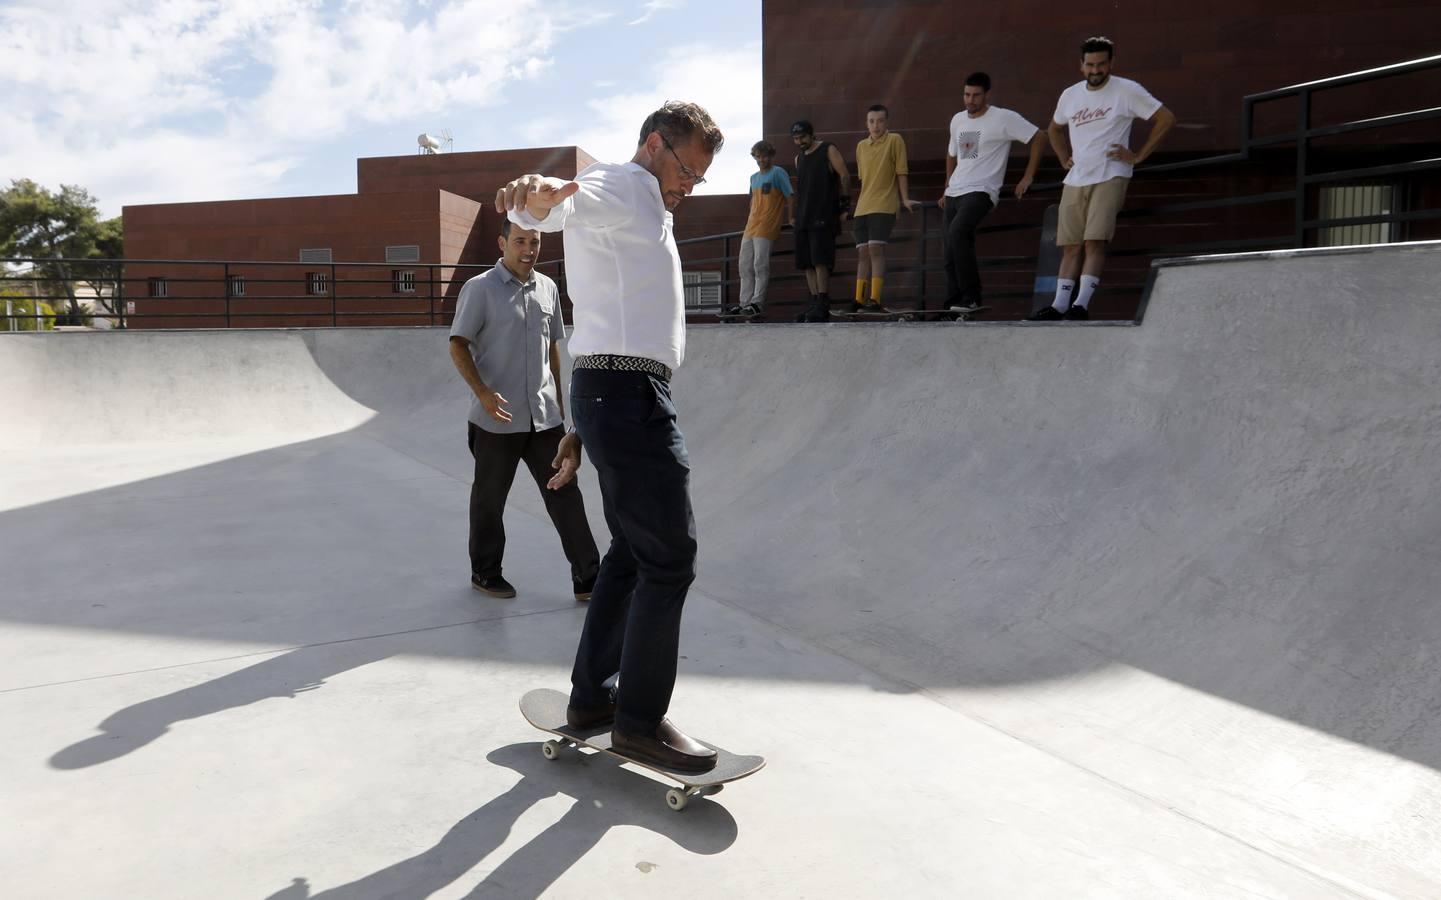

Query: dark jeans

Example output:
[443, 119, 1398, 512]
[942, 192, 995, 307]
[566, 368, 697, 735]
[467, 423, 600, 584]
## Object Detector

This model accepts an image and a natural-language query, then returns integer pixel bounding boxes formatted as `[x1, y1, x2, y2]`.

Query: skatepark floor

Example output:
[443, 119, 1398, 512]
[2, 242, 1439, 899]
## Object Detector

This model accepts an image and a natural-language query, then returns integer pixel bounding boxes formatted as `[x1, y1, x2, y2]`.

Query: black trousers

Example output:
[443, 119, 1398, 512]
[566, 368, 697, 735]
[467, 423, 600, 584]
[942, 192, 995, 307]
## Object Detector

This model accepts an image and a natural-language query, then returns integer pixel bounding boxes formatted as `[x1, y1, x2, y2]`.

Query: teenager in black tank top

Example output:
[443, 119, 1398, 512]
[796, 141, 841, 229]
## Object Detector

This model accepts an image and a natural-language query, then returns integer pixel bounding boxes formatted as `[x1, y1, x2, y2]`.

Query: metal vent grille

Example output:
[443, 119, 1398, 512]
[299, 248, 333, 264]
[385, 245, 421, 263]
[683, 271, 722, 311]
[1320, 185, 1393, 247]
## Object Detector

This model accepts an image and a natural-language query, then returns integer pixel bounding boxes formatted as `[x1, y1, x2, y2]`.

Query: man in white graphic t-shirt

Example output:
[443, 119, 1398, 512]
[938, 71, 1045, 314]
[1031, 36, 1175, 320]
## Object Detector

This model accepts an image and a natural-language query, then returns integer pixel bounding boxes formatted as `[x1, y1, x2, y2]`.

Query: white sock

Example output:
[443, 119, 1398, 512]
[1051, 279, 1075, 312]
[1074, 275, 1100, 309]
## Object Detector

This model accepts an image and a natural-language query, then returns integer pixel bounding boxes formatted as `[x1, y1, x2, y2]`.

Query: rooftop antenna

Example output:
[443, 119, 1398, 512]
[438, 128, 454, 153]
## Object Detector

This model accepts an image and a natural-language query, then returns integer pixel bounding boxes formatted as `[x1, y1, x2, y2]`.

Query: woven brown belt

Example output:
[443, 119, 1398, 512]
[572, 354, 672, 382]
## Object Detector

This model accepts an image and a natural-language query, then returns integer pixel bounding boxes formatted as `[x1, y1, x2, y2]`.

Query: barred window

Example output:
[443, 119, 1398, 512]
[147, 277, 168, 298]
[307, 272, 329, 295]
[393, 270, 417, 294]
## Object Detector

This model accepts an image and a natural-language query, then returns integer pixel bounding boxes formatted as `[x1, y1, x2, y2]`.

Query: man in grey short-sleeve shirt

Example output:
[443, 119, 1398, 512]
[448, 221, 600, 600]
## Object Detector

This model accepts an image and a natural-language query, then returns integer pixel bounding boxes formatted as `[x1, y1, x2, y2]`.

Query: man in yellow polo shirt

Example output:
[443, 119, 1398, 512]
[851, 104, 920, 312]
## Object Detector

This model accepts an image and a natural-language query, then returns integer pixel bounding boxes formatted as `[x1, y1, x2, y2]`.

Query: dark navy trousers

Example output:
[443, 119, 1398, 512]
[567, 367, 697, 735]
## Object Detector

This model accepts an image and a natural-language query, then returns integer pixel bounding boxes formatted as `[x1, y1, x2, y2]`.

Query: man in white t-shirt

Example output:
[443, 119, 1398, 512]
[938, 71, 1045, 314]
[1031, 36, 1175, 320]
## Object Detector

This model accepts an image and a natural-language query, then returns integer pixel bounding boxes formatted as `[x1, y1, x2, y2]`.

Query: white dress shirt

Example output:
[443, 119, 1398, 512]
[509, 161, 687, 369]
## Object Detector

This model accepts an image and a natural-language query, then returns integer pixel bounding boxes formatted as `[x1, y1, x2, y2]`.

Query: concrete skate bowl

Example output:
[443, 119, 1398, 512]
[2, 242, 1440, 893]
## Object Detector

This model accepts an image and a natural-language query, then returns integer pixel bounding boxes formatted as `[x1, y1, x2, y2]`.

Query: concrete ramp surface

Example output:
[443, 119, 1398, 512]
[1, 242, 1438, 898]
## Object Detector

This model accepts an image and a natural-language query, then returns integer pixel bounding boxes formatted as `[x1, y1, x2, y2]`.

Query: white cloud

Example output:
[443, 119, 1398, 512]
[0, 0, 566, 215]
[628, 0, 681, 26]
[549, 41, 763, 197]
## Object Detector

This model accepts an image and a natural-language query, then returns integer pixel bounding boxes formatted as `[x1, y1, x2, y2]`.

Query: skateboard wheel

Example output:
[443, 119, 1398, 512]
[541, 739, 563, 760]
[665, 788, 689, 811]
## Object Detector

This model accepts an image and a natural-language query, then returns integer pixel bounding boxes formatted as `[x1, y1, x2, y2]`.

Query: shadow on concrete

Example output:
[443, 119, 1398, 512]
[262, 742, 737, 899]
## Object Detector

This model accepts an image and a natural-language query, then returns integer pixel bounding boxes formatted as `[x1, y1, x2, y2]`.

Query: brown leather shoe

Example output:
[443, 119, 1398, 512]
[612, 718, 718, 773]
[565, 702, 615, 731]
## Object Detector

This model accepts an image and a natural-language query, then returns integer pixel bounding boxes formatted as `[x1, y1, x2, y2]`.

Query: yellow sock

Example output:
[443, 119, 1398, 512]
[870, 277, 884, 304]
[855, 280, 868, 303]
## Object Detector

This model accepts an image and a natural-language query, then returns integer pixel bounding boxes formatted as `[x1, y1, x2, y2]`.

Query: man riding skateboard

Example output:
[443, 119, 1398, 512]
[496, 101, 725, 773]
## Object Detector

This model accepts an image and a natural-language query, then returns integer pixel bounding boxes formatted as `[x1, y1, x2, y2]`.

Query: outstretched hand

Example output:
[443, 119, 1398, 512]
[495, 175, 580, 218]
[547, 432, 583, 490]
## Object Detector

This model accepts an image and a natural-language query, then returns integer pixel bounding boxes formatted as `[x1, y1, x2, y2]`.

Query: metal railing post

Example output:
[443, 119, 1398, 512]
[918, 204, 929, 306]
[428, 264, 436, 326]
[1294, 89, 1311, 248]
[330, 262, 338, 326]
[223, 262, 232, 328]
[722, 235, 731, 309]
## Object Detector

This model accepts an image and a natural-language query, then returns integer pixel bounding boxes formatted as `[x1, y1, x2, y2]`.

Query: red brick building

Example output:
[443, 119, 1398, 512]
[123, 1, 1441, 325]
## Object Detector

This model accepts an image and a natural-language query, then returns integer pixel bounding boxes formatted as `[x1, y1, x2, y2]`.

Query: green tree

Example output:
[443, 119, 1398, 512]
[0, 179, 123, 324]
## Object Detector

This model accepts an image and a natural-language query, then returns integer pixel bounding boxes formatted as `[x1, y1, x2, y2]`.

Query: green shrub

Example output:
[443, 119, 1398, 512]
[1, 296, 56, 331]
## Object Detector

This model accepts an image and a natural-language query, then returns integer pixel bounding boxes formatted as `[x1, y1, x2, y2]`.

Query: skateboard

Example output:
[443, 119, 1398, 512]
[716, 311, 763, 323]
[831, 306, 909, 322]
[519, 688, 764, 811]
[946, 304, 991, 322]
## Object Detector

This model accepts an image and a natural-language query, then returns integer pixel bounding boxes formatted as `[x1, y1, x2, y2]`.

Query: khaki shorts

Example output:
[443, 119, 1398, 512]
[1057, 176, 1130, 245]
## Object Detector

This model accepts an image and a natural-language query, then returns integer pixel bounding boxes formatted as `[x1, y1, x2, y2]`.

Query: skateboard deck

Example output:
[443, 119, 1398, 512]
[832, 306, 908, 322]
[519, 688, 765, 811]
[947, 304, 991, 321]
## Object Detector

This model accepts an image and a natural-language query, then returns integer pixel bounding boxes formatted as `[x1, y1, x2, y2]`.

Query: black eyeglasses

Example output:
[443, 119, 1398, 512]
[661, 137, 706, 186]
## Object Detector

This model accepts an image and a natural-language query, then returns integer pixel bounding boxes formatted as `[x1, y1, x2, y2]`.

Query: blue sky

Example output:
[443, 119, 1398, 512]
[0, 0, 762, 217]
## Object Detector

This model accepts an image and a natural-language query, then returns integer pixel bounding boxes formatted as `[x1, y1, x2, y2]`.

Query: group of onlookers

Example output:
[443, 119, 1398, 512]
[727, 35, 1175, 322]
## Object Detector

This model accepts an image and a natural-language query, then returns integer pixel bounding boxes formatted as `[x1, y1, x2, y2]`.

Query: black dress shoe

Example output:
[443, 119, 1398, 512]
[612, 719, 718, 773]
[566, 702, 615, 731]
[573, 574, 596, 601]
[471, 574, 516, 598]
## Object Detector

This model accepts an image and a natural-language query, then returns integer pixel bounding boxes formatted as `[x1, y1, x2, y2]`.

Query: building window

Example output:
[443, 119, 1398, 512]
[228, 275, 246, 297]
[385, 245, 421, 264]
[307, 272, 329, 295]
[393, 270, 417, 294]
[147, 277, 168, 298]
[299, 248, 333, 264]
[1320, 185, 1394, 247]
[682, 270, 722, 311]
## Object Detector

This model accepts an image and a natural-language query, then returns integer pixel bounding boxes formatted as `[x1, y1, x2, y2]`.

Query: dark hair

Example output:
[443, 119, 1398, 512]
[751, 140, 776, 156]
[1081, 36, 1114, 60]
[866, 104, 889, 116]
[965, 71, 991, 92]
[637, 100, 725, 154]
[789, 119, 814, 137]
[500, 218, 512, 238]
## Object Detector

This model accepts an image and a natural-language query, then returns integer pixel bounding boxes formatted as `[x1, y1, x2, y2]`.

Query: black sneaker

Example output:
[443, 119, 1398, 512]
[471, 574, 516, 598]
[1064, 305, 1090, 321]
[739, 303, 762, 317]
[803, 302, 831, 323]
[1028, 306, 1065, 321]
[848, 302, 867, 314]
[719, 305, 741, 316]
[573, 574, 596, 601]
